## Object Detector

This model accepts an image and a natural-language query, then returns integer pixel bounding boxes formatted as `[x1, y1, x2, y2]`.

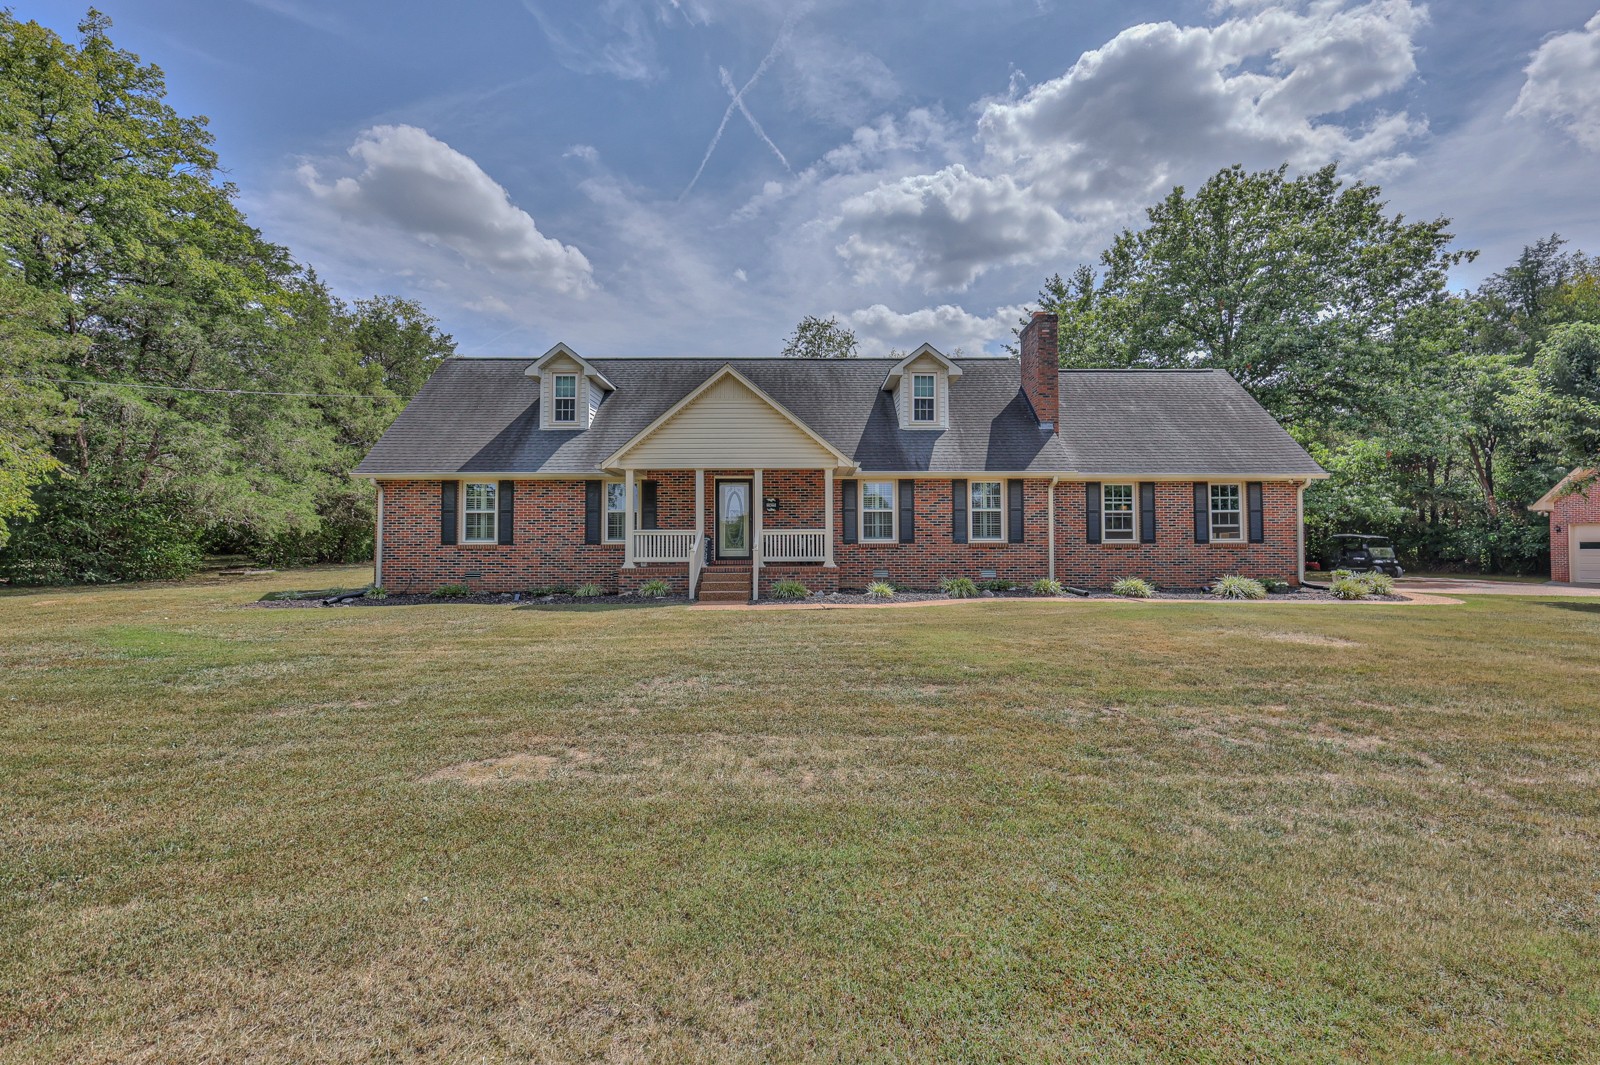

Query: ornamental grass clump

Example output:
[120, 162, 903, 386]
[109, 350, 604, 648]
[1111, 577, 1155, 599]
[364, 586, 388, 600]
[1361, 572, 1396, 596]
[941, 577, 979, 599]
[865, 581, 896, 600]
[430, 583, 472, 599]
[637, 578, 671, 598]
[1031, 577, 1063, 597]
[573, 583, 604, 598]
[770, 579, 810, 600]
[1209, 574, 1267, 600]
[1330, 576, 1371, 600]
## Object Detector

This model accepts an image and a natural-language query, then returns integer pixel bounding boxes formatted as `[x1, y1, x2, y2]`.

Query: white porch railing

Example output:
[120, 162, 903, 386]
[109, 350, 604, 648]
[688, 535, 708, 600]
[633, 529, 697, 563]
[762, 529, 827, 563]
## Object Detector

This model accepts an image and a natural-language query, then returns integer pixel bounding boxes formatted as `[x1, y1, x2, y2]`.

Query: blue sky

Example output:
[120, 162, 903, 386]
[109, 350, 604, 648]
[23, 0, 1600, 358]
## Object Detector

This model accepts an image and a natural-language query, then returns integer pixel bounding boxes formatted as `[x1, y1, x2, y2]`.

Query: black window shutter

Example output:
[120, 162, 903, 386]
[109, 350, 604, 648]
[440, 480, 457, 545]
[841, 480, 858, 544]
[1008, 480, 1024, 543]
[641, 480, 659, 530]
[951, 480, 968, 544]
[1140, 482, 1156, 544]
[1194, 483, 1210, 544]
[584, 481, 601, 545]
[1085, 482, 1101, 544]
[1247, 482, 1264, 543]
[898, 480, 915, 543]
[497, 480, 515, 545]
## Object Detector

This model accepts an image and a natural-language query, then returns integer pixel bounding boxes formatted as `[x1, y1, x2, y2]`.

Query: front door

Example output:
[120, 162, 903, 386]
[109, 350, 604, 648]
[716, 480, 752, 559]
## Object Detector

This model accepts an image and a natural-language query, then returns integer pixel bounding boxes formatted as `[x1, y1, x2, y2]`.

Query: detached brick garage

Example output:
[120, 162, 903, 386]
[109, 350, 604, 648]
[1531, 469, 1600, 584]
[355, 315, 1327, 600]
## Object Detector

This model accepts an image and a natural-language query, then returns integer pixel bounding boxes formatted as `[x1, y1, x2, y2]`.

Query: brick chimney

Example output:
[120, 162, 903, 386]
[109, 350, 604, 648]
[1020, 310, 1059, 433]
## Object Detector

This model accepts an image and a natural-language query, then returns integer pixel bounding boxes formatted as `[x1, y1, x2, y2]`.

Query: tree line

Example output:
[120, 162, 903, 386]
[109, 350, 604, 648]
[1034, 164, 1600, 573]
[4, 14, 1595, 584]
[0, 12, 451, 583]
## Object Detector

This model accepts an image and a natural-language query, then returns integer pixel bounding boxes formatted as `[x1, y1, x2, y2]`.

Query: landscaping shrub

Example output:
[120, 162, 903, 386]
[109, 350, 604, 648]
[1362, 572, 1396, 596]
[981, 578, 1016, 593]
[637, 578, 671, 598]
[1330, 569, 1355, 581]
[770, 579, 810, 600]
[573, 583, 604, 598]
[1330, 576, 1371, 600]
[1031, 577, 1063, 596]
[364, 586, 388, 600]
[430, 583, 472, 598]
[866, 581, 895, 600]
[1209, 574, 1267, 600]
[1111, 577, 1155, 599]
[941, 577, 979, 598]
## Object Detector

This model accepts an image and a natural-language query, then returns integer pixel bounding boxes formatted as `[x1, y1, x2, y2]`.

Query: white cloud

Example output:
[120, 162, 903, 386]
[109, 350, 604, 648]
[300, 125, 594, 296]
[840, 302, 1030, 356]
[832, 0, 1429, 289]
[835, 166, 1073, 288]
[1510, 10, 1600, 151]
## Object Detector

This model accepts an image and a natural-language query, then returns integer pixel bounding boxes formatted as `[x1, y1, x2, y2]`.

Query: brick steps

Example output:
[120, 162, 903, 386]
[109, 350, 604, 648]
[696, 564, 753, 603]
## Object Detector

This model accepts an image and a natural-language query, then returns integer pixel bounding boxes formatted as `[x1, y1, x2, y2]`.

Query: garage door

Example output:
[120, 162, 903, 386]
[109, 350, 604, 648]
[1574, 525, 1600, 583]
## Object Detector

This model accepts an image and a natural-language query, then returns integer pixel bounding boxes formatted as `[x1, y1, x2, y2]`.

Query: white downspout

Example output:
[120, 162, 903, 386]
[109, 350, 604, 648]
[1047, 476, 1060, 583]
[374, 482, 384, 588]
[1296, 479, 1307, 584]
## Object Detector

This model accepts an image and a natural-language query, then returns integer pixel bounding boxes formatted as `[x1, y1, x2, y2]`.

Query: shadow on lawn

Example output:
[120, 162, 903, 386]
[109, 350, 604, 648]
[1538, 600, 1600, 615]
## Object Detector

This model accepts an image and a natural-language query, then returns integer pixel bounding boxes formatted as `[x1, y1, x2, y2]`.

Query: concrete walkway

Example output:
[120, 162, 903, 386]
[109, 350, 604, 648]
[1394, 576, 1600, 597]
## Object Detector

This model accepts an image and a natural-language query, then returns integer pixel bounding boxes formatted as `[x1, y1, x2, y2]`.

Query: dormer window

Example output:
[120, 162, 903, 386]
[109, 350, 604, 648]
[882, 343, 960, 431]
[553, 374, 578, 424]
[528, 344, 614, 431]
[911, 373, 936, 424]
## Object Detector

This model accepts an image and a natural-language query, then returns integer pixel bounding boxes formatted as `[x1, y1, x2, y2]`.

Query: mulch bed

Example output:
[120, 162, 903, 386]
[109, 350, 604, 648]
[250, 587, 1403, 609]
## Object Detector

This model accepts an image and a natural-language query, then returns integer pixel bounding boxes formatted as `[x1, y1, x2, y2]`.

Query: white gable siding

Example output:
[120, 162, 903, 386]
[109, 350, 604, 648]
[895, 353, 949, 430]
[621, 374, 838, 468]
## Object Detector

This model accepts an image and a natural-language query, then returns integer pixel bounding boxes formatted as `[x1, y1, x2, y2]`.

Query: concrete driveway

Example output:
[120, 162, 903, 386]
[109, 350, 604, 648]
[1394, 577, 1600, 597]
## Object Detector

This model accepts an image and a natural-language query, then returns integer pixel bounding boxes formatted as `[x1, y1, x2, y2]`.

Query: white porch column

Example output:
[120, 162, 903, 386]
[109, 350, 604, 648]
[752, 468, 763, 601]
[823, 467, 836, 567]
[1296, 479, 1307, 584]
[694, 469, 705, 548]
[622, 467, 636, 568]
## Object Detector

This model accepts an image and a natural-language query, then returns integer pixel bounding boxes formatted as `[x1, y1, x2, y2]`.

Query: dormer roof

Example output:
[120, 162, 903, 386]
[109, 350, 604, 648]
[880, 343, 963, 391]
[525, 343, 615, 392]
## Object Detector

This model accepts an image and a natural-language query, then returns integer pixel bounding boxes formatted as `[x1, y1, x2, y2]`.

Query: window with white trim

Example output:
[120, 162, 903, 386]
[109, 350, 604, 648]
[1210, 483, 1243, 541]
[911, 373, 936, 423]
[552, 374, 578, 424]
[463, 481, 497, 543]
[970, 480, 1003, 541]
[1103, 483, 1136, 542]
[861, 481, 896, 541]
[605, 481, 628, 543]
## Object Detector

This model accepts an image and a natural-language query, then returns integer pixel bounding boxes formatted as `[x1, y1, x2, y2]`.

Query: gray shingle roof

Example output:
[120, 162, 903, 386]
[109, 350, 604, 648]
[1059, 370, 1325, 478]
[353, 357, 1321, 478]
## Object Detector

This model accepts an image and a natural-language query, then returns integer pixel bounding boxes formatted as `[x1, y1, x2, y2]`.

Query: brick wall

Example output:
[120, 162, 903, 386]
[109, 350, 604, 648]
[379, 475, 1307, 595]
[1546, 485, 1600, 582]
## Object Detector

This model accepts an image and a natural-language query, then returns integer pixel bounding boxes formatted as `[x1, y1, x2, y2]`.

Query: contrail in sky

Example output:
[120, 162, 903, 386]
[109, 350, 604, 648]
[680, 13, 796, 199]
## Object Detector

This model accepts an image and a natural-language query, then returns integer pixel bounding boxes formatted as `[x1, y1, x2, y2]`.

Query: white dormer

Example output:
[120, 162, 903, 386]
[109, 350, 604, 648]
[525, 343, 614, 430]
[882, 343, 961, 430]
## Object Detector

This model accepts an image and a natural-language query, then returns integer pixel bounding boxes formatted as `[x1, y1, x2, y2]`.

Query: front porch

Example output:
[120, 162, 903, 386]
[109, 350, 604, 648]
[617, 466, 840, 602]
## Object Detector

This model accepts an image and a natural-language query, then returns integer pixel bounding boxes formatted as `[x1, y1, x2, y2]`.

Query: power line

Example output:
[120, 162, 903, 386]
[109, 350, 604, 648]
[6, 375, 391, 400]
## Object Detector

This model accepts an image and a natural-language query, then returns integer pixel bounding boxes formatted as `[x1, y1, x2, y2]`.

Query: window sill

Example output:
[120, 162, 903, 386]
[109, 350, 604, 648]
[968, 539, 1008, 546]
[458, 541, 500, 548]
[1209, 539, 1250, 547]
[1098, 540, 1142, 547]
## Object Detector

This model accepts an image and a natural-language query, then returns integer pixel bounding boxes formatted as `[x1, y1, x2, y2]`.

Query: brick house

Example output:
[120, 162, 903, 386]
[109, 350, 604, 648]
[1530, 469, 1600, 583]
[354, 313, 1326, 601]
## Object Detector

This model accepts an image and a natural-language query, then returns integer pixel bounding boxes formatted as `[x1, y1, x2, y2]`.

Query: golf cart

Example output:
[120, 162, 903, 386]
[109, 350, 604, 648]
[1323, 534, 1405, 577]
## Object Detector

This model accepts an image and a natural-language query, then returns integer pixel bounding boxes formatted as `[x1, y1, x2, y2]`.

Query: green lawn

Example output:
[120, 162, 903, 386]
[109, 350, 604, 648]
[3, 568, 1598, 1063]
